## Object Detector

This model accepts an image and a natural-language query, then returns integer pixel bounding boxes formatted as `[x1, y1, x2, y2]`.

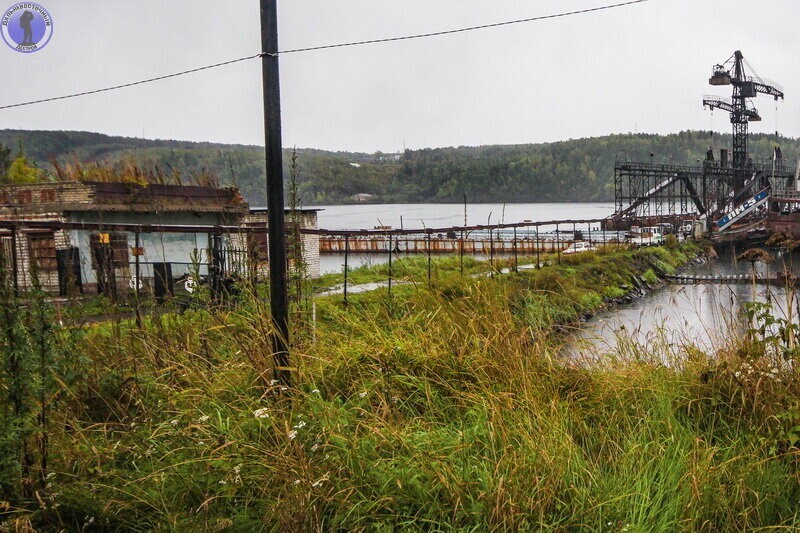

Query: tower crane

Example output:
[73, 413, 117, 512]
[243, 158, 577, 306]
[702, 50, 783, 191]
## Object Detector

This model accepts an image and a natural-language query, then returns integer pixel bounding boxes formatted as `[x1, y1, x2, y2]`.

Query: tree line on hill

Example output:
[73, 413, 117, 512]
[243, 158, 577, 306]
[0, 129, 798, 205]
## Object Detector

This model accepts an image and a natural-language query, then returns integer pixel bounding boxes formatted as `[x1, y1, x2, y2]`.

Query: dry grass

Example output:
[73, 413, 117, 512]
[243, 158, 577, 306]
[3, 243, 800, 530]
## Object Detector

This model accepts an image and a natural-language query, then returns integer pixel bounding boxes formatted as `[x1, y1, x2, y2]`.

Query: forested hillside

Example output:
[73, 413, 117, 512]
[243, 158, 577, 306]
[1, 129, 797, 205]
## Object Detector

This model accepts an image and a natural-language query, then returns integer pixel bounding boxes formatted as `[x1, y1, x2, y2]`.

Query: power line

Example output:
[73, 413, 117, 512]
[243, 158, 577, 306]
[0, 54, 263, 111]
[0, 0, 650, 111]
[273, 0, 650, 56]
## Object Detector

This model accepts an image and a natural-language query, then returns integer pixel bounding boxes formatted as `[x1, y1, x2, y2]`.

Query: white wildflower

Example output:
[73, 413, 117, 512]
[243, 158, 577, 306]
[170, 419, 179, 426]
[311, 389, 320, 394]
[359, 391, 367, 398]
[288, 430, 298, 440]
[253, 408, 271, 419]
[219, 480, 227, 485]
[198, 415, 210, 423]
[293, 420, 307, 430]
[293, 479, 301, 485]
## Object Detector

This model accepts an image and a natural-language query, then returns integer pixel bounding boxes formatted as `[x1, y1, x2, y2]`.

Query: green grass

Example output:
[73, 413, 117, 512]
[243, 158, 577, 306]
[4, 241, 800, 531]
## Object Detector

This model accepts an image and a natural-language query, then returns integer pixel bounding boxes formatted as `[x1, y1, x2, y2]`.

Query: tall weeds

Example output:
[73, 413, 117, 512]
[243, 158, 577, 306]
[4, 243, 800, 530]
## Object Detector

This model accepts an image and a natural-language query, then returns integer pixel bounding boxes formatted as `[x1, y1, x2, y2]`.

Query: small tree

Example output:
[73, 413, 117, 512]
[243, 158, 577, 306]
[4, 143, 40, 184]
[287, 149, 309, 320]
[5, 156, 40, 184]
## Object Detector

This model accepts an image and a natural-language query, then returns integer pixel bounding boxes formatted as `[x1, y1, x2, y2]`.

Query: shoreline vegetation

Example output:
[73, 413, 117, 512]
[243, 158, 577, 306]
[3, 241, 800, 530]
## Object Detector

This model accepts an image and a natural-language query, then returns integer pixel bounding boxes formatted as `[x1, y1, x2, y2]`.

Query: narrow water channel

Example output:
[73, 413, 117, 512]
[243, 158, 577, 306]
[567, 246, 800, 361]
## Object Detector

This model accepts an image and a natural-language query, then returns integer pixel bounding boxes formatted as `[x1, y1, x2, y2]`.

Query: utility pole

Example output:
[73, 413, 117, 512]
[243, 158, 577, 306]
[260, 0, 291, 387]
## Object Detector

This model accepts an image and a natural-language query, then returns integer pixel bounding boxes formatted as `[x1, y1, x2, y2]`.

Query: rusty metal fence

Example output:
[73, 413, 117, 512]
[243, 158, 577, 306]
[0, 216, 636, 304]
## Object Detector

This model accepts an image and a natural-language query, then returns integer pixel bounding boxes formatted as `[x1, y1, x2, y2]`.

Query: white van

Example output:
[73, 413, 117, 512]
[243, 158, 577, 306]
[563, 241, 598, 254]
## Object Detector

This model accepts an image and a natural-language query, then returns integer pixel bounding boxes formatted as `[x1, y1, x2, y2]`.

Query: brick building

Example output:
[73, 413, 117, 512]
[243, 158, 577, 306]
[0, 181, 320, 294]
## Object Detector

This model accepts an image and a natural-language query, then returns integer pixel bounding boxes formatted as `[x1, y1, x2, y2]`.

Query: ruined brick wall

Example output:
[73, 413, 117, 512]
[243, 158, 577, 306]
[299, 212, 320, 279]
[5, 214, 70, 291]
[0, 182, 94, 213]
[238, 210, 320, 279]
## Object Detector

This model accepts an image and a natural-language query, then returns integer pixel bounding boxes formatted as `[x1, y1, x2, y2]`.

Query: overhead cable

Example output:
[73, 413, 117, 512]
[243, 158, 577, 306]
[0, 54, 262, 111]
[0, 0, 650, 111]
[272, 0, 650, 56]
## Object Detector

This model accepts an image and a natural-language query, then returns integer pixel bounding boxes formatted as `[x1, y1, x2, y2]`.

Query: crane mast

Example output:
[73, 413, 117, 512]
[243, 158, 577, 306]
[703, 50, 783, 192]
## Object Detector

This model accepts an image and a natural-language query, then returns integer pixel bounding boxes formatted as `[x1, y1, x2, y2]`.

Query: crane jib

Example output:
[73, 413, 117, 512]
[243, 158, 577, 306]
[715, 189, 770, 231]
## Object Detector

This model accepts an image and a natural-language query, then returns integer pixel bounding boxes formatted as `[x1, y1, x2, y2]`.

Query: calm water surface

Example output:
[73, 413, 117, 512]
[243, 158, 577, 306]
[567, 247, 797, 360]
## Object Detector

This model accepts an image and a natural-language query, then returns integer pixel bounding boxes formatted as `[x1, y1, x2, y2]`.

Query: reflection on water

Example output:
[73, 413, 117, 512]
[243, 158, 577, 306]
[567, 246, 800, 361]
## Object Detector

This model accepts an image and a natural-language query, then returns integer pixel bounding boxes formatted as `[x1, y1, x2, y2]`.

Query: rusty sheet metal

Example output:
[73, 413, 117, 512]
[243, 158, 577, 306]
[318, 236, 570, 254]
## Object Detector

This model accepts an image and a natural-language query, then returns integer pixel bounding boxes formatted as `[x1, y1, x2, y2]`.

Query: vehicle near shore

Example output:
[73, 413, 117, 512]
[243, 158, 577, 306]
[563, 241, 598, 254]
[626, 226, 663, 246]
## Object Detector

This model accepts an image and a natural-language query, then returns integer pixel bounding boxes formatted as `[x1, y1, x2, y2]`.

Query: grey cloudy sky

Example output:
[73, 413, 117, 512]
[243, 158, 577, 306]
[1, 0, 798, 152]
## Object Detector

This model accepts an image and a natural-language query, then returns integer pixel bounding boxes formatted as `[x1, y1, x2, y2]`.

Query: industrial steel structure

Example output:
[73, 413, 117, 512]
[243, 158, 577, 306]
[610, 50, 798, 237]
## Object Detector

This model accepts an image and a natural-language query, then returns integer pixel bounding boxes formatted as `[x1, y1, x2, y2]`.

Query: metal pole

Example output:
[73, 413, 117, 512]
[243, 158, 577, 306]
[10, 227, 18, 295]
[513, 226, 518, 273]
[489, 225, 494, 278]
[135, 232, 142, 329]
[556, 223, 561, 264]
[426, 230, 432, 286]
[209, 233, 221, 304]
[260, 0, 291, 386]
[483, 211, 494, 278]
[460, 229, 464, 277]
[387, 233, 393, 312]
[343, 234, 349, 306]
[535, 226, 541, 269]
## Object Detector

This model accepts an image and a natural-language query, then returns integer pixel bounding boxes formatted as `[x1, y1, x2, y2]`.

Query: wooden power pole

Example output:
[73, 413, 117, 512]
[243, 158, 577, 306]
[260, 0, 291, 387]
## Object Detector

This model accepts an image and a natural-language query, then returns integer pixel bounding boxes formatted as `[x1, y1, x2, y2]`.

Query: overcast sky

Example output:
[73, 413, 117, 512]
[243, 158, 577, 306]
[1, 0, 798, 152]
